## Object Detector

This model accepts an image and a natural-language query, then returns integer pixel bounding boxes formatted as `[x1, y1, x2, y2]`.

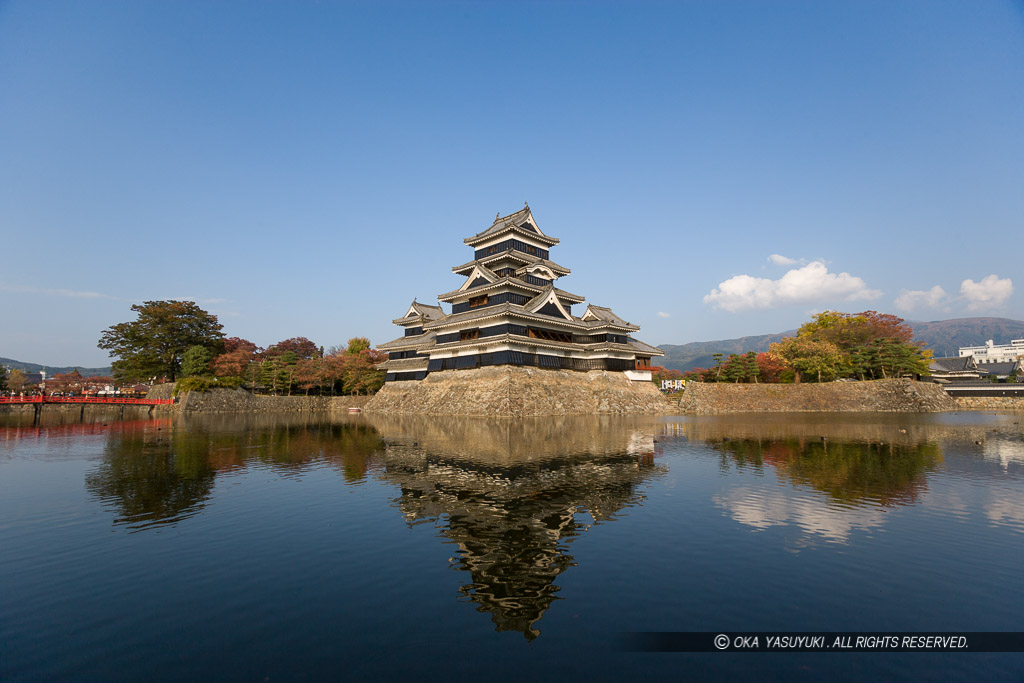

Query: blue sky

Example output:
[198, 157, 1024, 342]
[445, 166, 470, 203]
[2, 0, 1022, 367]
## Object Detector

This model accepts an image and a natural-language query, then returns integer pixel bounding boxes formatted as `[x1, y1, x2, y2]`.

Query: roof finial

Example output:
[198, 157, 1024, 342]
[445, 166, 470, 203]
[524, 200, 529, 208]
[496, 211, 500, 221]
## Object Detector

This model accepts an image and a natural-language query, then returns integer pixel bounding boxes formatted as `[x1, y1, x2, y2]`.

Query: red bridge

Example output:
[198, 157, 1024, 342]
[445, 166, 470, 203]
[0, 396, 174, 406]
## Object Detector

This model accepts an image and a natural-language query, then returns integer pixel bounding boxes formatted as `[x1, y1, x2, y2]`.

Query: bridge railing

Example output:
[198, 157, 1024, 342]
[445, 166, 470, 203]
[0, 396, 174, 405]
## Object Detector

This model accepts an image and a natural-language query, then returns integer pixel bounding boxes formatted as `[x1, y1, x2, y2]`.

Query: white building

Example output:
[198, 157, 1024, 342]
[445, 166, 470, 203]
[959, 338, 1024, 364]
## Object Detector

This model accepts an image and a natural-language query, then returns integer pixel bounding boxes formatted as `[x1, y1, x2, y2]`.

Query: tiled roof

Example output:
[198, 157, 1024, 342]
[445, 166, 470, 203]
[523, 286, 550, 311]
[463, 205, 559, 247]
[392, 300, 445, 325]
[423, 304, 519, 329]
[411, 302, 445, 319]
[423, 331, 665, 357]
[437, 277, 585, 303]
[979, 361, 1020, 375]
[930, 357, 979, 373]
[625, 339, 665, 356]
[420, 301, 641, 332]
[378, 357, 430, 371]
[452, 252, 571, 276]
[377, 330, 437, 351]
[582, 304, 631, 327]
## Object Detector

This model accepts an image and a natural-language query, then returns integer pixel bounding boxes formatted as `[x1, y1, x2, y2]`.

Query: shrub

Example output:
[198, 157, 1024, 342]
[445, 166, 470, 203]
[173, 375, 245, 396]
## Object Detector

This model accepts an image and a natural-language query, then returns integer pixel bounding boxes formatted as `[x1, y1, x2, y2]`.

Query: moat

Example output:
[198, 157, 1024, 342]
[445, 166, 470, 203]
[2, 412, 1022, 680]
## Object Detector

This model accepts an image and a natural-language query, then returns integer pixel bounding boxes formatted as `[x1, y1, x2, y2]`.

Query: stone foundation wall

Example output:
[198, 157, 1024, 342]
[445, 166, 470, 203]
[675, 379, 958, 414]
[954, 396, 1024, 411]
[147, 383, 175, 400]
[0, 404, 156, 420]
[364, 366, 672, 416]
[176, 388, 370, 413]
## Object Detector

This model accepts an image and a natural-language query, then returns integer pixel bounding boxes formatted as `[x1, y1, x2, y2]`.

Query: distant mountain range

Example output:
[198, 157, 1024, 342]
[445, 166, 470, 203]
[657, 317, 1024, 373]
[0, 358, 112, 377]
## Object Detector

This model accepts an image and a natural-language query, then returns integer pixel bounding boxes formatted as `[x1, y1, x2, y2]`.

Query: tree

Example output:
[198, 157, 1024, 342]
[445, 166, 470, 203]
[293, 357, 323, 395]
[268, 337, 319, 360]
[711, 353, 724, 381]
[866, 338, 931, 379]
[211, 338, 261, 378]
[49, 370, 83, 394]
[755, 352, 788, 383]
[98, 301, 224, 382]
[82, 376, 115, 394]
[682, 366, 718, 382]
[320, 340, 385, 395]
[0, 365, 6, 391]
[181, 346, 213, 378]
[341, 348, 386, 395]
[771, 337, 843, 383]
[651, 366, 683, 387]
[777, 310, 929, 382]
[7, 369, 27, 393]
[719, 354, 744, 383]
[742, 351, 760, 383]
[346, 337, 371, 355]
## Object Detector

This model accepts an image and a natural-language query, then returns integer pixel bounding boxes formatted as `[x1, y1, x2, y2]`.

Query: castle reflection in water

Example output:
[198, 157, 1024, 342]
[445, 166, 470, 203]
[366, 415, 668, 639]
[12, 410, 1017, 640]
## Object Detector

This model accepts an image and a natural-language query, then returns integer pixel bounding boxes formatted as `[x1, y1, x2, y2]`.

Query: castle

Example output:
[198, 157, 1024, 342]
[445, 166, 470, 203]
[377, 204, 664, 383]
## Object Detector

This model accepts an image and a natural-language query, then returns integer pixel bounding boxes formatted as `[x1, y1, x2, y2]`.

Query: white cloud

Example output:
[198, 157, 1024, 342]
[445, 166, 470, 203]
[894, 285, 949, 312]
[703, 261, 882, 312]
[657, 311, 671, 318]
[768, 253, 799, 266]
[960, 275, 1013, 311]
[0, 283, 113, 299]
[714, 487, 888, 543]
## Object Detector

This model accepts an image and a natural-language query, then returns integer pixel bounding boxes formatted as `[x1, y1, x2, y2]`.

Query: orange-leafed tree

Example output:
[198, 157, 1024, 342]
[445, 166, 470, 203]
[211, 338, 261, 378]
[755, 352, 789, 383]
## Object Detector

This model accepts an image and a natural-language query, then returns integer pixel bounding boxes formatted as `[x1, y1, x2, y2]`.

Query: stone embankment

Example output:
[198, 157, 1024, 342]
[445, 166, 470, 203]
[675, 379, 958, 414]
[364, 366, 672, 416]
[156, 386, 369, 413]
[953, 396, 1024, 411]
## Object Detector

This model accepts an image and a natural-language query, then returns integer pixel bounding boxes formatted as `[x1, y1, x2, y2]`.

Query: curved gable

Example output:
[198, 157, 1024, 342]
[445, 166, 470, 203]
[458, 264, 499, 292]
[525, 287, 574, 321]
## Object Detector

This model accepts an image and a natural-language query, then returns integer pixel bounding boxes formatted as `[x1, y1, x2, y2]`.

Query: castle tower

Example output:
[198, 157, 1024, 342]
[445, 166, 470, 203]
[377, 205, 663, 382]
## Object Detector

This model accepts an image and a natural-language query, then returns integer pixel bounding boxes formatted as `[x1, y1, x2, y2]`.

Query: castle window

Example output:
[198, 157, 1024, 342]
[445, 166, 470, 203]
[527, 328, 572, 343]
[468, 295, 489, 308]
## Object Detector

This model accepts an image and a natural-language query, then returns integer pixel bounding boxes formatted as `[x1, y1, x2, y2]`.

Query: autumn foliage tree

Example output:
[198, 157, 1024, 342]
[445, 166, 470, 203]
[769, 310, 930, 382]
[771, 336, 845, 383]
[324, 338, 385, 395]
[267, 337, 319, 360]
[755, 352, 788, 383]
[674, 311, 927, 385]
[651, 366, 684, 386]
[6, 369, 28, 393]
[204, 334, 385, 396]
[47, 370, 84, 394]
[211, 338, 261, 378]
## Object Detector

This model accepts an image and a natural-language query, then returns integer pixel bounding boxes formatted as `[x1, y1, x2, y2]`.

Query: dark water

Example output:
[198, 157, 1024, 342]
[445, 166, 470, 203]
[1, 411, 1022, 681]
